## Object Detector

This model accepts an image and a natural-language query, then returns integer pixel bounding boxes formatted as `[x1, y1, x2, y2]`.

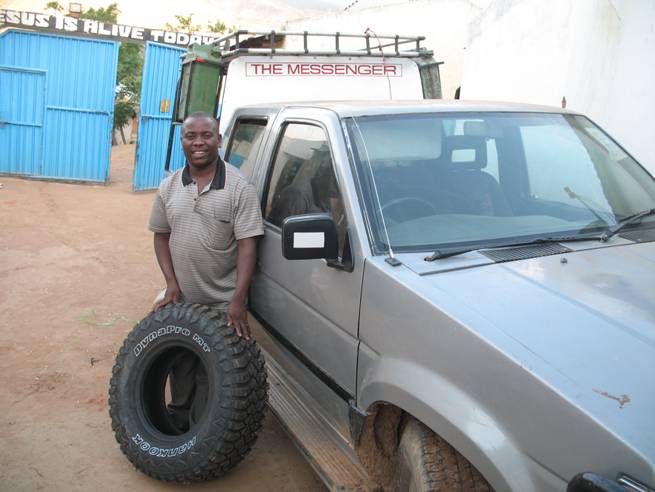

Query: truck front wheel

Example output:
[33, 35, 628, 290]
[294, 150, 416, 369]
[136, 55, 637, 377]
[394, 419, 492, 492]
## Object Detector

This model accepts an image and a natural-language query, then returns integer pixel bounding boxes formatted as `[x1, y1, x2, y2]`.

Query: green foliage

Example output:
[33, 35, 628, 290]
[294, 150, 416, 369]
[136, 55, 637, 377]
[81, 3, 143, 134]
[117, 43, 143, 97]
[165, 14, 230, 35]
[44, 1, 64, 13]
[80, 3, 120, 23]
[114, 42, 143, 132]
[165, 14, 201, 33]
[206, 20, 228, 34]
[113, 99, 137, 134]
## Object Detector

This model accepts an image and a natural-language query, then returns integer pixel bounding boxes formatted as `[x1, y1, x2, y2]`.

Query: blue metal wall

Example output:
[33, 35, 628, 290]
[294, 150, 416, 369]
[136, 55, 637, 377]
[0, 66, 45, 175]
[0, 30, 118, 182]
[133, 42, 185, 191]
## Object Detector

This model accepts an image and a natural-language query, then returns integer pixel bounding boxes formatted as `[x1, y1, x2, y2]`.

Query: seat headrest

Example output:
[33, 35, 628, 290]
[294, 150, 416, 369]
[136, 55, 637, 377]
[442, 135, 487, 170]
[463, 121, 487, 136]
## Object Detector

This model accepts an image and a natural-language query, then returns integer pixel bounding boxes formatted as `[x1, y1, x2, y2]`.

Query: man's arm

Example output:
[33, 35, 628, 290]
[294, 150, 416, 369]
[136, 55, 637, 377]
[227, 236, 257, 340]
[152, 232, 181, 311]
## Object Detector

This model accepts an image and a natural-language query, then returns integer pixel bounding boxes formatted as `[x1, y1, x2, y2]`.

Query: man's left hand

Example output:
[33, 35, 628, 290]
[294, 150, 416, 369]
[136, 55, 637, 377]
[227, 299, 251, 340]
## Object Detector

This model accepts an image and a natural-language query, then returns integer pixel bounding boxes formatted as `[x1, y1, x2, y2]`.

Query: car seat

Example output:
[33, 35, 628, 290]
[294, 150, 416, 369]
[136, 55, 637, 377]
[439, 135, 511, 216]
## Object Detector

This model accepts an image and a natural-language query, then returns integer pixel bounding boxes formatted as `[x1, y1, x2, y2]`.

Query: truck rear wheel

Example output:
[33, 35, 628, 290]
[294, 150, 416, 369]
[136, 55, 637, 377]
[108, 303, 268, 482]
[394, 419, 492, 492]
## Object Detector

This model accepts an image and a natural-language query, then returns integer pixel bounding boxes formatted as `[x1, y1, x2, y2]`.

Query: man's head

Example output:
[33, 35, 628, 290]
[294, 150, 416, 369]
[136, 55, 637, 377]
[181, 112, 221, 169]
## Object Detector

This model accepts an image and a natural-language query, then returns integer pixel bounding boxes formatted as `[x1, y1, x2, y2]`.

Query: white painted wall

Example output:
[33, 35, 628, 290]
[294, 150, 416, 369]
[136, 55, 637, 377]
[283, 0, 654, 172]
[461, 0, 655, 173]
[284, 0, 492, 100]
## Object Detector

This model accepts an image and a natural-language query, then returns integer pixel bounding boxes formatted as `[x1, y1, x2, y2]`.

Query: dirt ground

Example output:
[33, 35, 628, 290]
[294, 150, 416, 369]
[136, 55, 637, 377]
[0, 144, 324, 492]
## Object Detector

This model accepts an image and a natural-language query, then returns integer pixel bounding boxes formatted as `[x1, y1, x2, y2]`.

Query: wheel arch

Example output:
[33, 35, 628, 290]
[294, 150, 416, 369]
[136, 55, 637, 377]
[356, 357, 536, 492]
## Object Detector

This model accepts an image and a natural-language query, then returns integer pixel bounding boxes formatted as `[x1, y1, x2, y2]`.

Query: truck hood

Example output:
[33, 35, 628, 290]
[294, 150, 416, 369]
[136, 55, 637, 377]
[398, 241, 655, 460]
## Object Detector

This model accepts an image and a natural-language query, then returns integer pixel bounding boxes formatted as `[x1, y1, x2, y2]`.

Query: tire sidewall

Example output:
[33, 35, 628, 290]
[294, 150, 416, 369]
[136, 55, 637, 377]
[395, 420, 424, 492]
[112, 306, 227, 476]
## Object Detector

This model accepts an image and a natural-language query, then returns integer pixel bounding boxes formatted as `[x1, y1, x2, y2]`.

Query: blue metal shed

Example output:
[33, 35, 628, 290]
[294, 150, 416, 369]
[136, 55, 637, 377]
[0, 30, 118, 182]
[132, 42, 186, 191]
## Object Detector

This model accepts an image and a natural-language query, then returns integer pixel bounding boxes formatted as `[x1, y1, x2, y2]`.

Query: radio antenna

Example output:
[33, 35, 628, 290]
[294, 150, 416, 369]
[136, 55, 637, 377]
[364, 27, 392, 100]
[350, 117, 400, 266]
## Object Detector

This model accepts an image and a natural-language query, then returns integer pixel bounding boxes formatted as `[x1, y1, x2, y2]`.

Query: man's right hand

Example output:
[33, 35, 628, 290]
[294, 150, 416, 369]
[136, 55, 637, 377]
[153, 283, 181, 311]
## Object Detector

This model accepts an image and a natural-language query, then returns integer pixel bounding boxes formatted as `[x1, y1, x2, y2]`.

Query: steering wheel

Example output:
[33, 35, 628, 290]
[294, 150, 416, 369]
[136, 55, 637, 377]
[381, 197, 438, 222]
[401, 185, 477, 215]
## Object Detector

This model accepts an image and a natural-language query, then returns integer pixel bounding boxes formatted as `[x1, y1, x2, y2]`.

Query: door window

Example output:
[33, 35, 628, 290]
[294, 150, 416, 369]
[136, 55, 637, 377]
[225, 118, 267, 178]
[264, 123, 348, 252]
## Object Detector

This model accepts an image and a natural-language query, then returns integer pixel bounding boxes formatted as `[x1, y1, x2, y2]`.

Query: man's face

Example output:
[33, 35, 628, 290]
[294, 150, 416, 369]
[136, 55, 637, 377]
[181, 116, 221, 168]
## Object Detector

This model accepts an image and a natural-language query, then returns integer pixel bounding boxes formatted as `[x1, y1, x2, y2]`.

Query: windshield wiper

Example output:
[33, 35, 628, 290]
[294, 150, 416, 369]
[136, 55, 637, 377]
[425, 209, 655, 261]
[599, 208, 655, 241]
[424, 235, 605, 261]
[564, 186, 612, 225]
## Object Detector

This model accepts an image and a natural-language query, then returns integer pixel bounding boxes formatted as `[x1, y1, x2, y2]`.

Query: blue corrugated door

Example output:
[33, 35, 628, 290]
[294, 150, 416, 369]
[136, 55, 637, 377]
[0, 67, 46, 175]
[0, 31, 118, 182]
[133, 42, 186, 191]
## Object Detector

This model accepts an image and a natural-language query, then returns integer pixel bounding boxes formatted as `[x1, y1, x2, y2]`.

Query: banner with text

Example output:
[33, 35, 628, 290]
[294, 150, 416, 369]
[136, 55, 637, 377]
[0, 9, 219, 47]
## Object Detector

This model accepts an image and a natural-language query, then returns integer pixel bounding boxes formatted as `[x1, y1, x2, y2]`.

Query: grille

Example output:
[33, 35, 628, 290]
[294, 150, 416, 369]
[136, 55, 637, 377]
[481, 243, 572, 262]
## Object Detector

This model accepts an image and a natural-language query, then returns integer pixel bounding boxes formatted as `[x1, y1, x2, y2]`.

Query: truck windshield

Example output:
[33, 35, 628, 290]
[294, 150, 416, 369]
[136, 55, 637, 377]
[345, 112, 655, 253]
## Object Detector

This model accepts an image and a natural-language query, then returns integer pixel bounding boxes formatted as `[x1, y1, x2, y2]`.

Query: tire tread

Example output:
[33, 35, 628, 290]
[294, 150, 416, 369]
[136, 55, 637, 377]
[397, 419, 492, 492]
[108, 303, 268, 483]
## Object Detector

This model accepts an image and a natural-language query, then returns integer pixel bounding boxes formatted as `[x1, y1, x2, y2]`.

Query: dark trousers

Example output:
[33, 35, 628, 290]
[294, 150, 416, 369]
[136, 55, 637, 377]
[167, 351, 208, 433]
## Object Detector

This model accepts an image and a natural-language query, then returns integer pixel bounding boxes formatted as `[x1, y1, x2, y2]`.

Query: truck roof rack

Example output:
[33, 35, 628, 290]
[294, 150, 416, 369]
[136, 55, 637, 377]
[210, 30, 434, 59]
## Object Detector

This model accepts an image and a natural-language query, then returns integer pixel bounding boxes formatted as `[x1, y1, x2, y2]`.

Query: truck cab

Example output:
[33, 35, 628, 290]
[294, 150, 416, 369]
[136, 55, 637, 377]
[221, 100, 655, 492]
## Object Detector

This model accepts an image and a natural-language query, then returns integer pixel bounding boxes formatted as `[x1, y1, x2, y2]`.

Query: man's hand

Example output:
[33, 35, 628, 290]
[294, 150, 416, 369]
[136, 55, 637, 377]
[153, 282, 181, 311]
[229, 237, 258, 340]
[227, 298, 250, 340]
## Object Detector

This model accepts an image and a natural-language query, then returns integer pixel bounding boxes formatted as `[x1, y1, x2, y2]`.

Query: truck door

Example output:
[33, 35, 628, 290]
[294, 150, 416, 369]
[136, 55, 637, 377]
[249, 115, 363, 437]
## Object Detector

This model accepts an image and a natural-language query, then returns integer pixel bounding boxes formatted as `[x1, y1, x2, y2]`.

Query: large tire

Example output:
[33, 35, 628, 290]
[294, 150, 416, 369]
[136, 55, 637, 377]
[108, 303, 268, 482]
[394, 419, 492, 492]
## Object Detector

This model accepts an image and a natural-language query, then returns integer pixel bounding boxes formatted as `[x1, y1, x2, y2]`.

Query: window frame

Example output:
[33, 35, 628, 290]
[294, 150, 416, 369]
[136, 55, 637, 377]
[262, 119, 353, 266]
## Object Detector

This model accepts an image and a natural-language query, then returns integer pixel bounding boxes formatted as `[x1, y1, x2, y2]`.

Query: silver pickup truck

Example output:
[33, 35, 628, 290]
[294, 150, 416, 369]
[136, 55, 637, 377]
[110, 100, 654, 492]
[222, 100, 655, 492]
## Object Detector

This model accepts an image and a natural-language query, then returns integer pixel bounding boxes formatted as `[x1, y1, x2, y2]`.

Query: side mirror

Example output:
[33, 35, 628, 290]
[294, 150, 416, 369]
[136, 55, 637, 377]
[281, 213, 338, 261]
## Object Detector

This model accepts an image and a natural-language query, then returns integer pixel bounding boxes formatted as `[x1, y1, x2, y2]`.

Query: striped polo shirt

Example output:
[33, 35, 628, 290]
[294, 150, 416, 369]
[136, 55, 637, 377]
[148, 159, 264, 307]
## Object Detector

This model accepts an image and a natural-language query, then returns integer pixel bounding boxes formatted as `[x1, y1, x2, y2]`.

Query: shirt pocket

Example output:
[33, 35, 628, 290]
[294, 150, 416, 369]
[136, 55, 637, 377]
[198, 204, 234, 251]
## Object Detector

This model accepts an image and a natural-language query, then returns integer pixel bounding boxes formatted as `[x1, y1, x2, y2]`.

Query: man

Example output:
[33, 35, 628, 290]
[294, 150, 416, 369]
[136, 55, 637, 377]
[148, 111, 263, 430]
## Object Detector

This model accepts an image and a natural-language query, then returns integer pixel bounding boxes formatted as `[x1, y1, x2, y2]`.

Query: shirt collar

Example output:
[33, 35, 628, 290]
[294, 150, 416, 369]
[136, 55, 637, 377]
[181, 158, 226, 190]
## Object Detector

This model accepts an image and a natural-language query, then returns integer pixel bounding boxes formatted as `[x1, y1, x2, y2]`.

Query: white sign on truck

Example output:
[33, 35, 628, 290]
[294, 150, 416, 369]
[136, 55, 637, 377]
[219, 55, 424, 133]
